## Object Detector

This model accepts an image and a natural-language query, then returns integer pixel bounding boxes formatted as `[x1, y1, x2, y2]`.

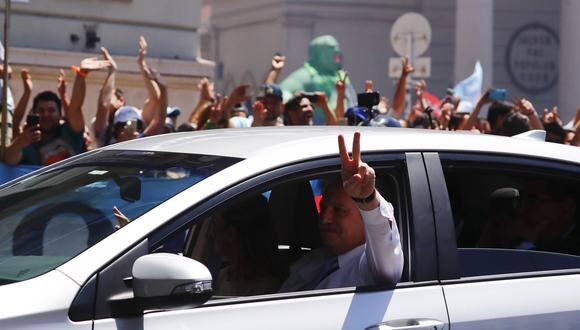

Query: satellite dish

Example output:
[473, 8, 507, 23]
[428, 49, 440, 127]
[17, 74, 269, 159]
[390, 12, 432, 57]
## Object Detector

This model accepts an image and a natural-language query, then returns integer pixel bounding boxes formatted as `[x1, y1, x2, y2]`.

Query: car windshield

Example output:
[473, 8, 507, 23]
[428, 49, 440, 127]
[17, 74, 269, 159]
[0, 150, 241, 285]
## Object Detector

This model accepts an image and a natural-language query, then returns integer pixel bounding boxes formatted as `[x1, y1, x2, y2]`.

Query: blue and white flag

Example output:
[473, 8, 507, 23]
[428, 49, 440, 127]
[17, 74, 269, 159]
[453, 61, 483, 113]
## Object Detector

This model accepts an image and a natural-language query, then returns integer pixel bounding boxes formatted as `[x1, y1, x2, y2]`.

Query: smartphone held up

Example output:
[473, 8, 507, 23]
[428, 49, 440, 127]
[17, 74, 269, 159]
[489, 88, 507, 102]
[26, 114, 40, 128]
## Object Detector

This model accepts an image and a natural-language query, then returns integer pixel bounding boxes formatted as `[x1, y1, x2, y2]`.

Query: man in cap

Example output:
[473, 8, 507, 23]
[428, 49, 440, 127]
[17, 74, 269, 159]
[110, 69, 167, 144]
[251, 83, 284, 127]
[228, 103, 251, 128]
[165, 106, 181, 133]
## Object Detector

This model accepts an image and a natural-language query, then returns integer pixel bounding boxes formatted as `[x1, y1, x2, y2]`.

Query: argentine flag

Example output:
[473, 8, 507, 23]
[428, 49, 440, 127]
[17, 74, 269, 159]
[454, 61, 483, 113]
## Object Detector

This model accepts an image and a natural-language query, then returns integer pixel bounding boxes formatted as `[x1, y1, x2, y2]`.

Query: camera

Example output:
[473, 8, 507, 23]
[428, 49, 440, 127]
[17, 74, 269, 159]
[124, 120, 137, 135]
[357, 92, 380, 110]
[302, 92, 318, 103]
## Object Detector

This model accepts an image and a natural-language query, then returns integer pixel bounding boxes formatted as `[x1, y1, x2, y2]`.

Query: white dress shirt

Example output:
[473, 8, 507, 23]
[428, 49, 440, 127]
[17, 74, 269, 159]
[279, 194, 404, 292]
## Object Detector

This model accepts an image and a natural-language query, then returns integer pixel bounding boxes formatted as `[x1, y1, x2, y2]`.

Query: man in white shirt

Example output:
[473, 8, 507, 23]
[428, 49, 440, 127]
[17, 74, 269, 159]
[280, 132, 404, 291]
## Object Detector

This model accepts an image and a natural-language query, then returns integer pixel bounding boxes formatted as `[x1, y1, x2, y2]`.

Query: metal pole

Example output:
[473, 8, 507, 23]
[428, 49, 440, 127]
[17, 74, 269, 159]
[1, 0, 10, 154]
[404, 32, 414, 118]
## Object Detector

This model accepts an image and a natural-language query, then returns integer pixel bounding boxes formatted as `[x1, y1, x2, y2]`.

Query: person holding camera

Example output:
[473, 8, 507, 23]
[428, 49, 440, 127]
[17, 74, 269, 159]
[284, 92, 337, 126]
[3, 57, 109, 166]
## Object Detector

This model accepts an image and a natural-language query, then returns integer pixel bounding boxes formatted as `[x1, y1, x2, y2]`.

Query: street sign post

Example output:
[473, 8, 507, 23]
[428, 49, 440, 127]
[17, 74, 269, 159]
[390, 12, 432, 116]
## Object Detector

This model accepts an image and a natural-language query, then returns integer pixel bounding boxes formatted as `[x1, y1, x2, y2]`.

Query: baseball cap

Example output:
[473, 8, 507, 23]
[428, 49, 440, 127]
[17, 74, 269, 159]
[232, 103, 249, 115]
[164, 117, 175, 131]
[166, 106, 181, 118]
[258, 83, 283, 100]
[345, 106, 369, 125]
[114, 106, 142, 124]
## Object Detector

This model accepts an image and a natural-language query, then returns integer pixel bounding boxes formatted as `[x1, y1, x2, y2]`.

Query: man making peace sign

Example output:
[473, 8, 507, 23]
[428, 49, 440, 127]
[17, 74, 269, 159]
[280, 132, 404, 292]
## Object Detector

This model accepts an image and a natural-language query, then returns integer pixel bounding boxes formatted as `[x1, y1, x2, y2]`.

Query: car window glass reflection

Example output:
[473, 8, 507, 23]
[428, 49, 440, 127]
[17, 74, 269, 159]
[182, 167, 406, 299]
[0, 151, 240, 285]
[444, 164, 580, 277]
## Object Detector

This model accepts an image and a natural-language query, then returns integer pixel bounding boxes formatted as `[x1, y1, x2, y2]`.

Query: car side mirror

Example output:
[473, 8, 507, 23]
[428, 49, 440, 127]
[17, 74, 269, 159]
[110, 253, 212, 316]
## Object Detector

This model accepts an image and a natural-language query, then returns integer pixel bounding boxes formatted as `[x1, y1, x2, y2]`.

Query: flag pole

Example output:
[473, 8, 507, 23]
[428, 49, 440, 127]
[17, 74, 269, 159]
[1, 0, 11, 155]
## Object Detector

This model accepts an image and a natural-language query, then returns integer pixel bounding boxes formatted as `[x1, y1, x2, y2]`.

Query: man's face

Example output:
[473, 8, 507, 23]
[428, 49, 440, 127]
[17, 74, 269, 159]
[288, 97, 314, 125]
[319, 182, 365, 255]
[110, 94, 125, 112]
[34, 100, 60, 133]
[261, 96, 283, 121]
[114, 121, 139, 142]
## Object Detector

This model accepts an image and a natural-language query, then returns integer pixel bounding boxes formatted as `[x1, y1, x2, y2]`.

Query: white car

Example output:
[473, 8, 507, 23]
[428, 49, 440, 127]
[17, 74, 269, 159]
[1, 127, 579, 330]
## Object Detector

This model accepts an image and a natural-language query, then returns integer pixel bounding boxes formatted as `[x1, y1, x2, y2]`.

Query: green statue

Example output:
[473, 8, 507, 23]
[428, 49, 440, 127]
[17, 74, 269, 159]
[280, 35, 357, 125]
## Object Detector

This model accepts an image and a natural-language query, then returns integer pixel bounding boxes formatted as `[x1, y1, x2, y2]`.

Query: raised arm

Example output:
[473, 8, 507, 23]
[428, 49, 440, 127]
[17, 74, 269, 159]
[338, 132, 403, 284]
[137, 36, 161, 125]
[68, 57, 111, 133]
[542, 106, 563, 127]
[572, 109, 580, 147]
[515, 98, 543, 130]
[265, 54, 285, 84]
[12, 68, 33, 137]
[56, 69, 70, 119]
[142, 69, 167, 137]
[221, 85, 248, 120]
[94, 47, 117, 139]
[335, 72, 347, 125]
[462, 89, 490, 131]
[314, 91, 337, 125]
[3, 124, 41, 165]
[251, 100, 268, 127]
[392, 57, 414, 119]
[190, 78, 214, 126]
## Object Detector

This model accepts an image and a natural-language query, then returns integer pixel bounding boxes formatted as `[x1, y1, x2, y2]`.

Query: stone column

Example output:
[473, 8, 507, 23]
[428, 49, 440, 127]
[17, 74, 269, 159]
[558, 0, 580, 121]
[454, 0, 493, 89]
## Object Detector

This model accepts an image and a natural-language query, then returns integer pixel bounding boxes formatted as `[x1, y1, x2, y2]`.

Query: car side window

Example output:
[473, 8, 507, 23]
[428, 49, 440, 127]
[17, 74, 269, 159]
[164, 165, 408, 299]
[443, 160, 580, 278]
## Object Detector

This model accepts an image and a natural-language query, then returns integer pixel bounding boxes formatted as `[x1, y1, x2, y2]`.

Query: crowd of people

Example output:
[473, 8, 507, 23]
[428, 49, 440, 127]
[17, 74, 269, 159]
[1, 35, 579, 168]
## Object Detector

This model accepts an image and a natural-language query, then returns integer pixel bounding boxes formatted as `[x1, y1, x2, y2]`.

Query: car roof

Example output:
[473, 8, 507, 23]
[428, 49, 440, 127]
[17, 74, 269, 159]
[105, 126, 580, 166]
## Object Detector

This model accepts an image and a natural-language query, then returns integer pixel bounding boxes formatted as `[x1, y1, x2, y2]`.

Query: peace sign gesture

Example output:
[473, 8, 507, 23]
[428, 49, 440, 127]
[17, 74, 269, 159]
[338, 132, 377, 208]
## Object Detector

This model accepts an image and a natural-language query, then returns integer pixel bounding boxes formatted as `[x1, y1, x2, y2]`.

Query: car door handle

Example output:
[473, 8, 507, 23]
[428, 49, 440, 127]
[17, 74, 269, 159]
[365, 318, 445, 330]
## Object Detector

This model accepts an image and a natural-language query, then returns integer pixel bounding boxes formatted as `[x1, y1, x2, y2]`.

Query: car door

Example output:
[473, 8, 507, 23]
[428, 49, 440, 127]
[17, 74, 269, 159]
[425, 152, 580, 329]
[86, 152, 449, 330]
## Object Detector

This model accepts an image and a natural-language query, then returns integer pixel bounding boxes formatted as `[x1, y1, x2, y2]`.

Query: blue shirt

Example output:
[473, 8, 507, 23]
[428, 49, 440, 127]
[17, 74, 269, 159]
[21, 121, 85, 166]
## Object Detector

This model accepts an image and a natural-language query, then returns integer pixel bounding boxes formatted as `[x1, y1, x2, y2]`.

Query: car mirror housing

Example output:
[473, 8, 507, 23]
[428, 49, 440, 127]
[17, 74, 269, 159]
[133, 253, 212, 297]
[110, 253, 213, 316]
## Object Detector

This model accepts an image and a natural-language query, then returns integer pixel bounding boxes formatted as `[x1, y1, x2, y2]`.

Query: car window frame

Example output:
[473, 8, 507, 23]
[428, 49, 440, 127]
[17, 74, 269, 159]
[429, 151, 580, 284]
[75, 151, 439, 321]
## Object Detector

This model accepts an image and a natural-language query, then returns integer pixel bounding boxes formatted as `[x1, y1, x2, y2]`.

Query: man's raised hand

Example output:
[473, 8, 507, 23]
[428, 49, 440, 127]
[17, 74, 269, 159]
[101, 47, 117, 72]
[137, 36, 148, 64]
[80, 57, 111, 72]
[21, 68, 32, 92]
[57, 69, 66, 95]
[402, 56, 415, 76]
[338, 132, 376, 202]
[272, 54, 286, 71]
